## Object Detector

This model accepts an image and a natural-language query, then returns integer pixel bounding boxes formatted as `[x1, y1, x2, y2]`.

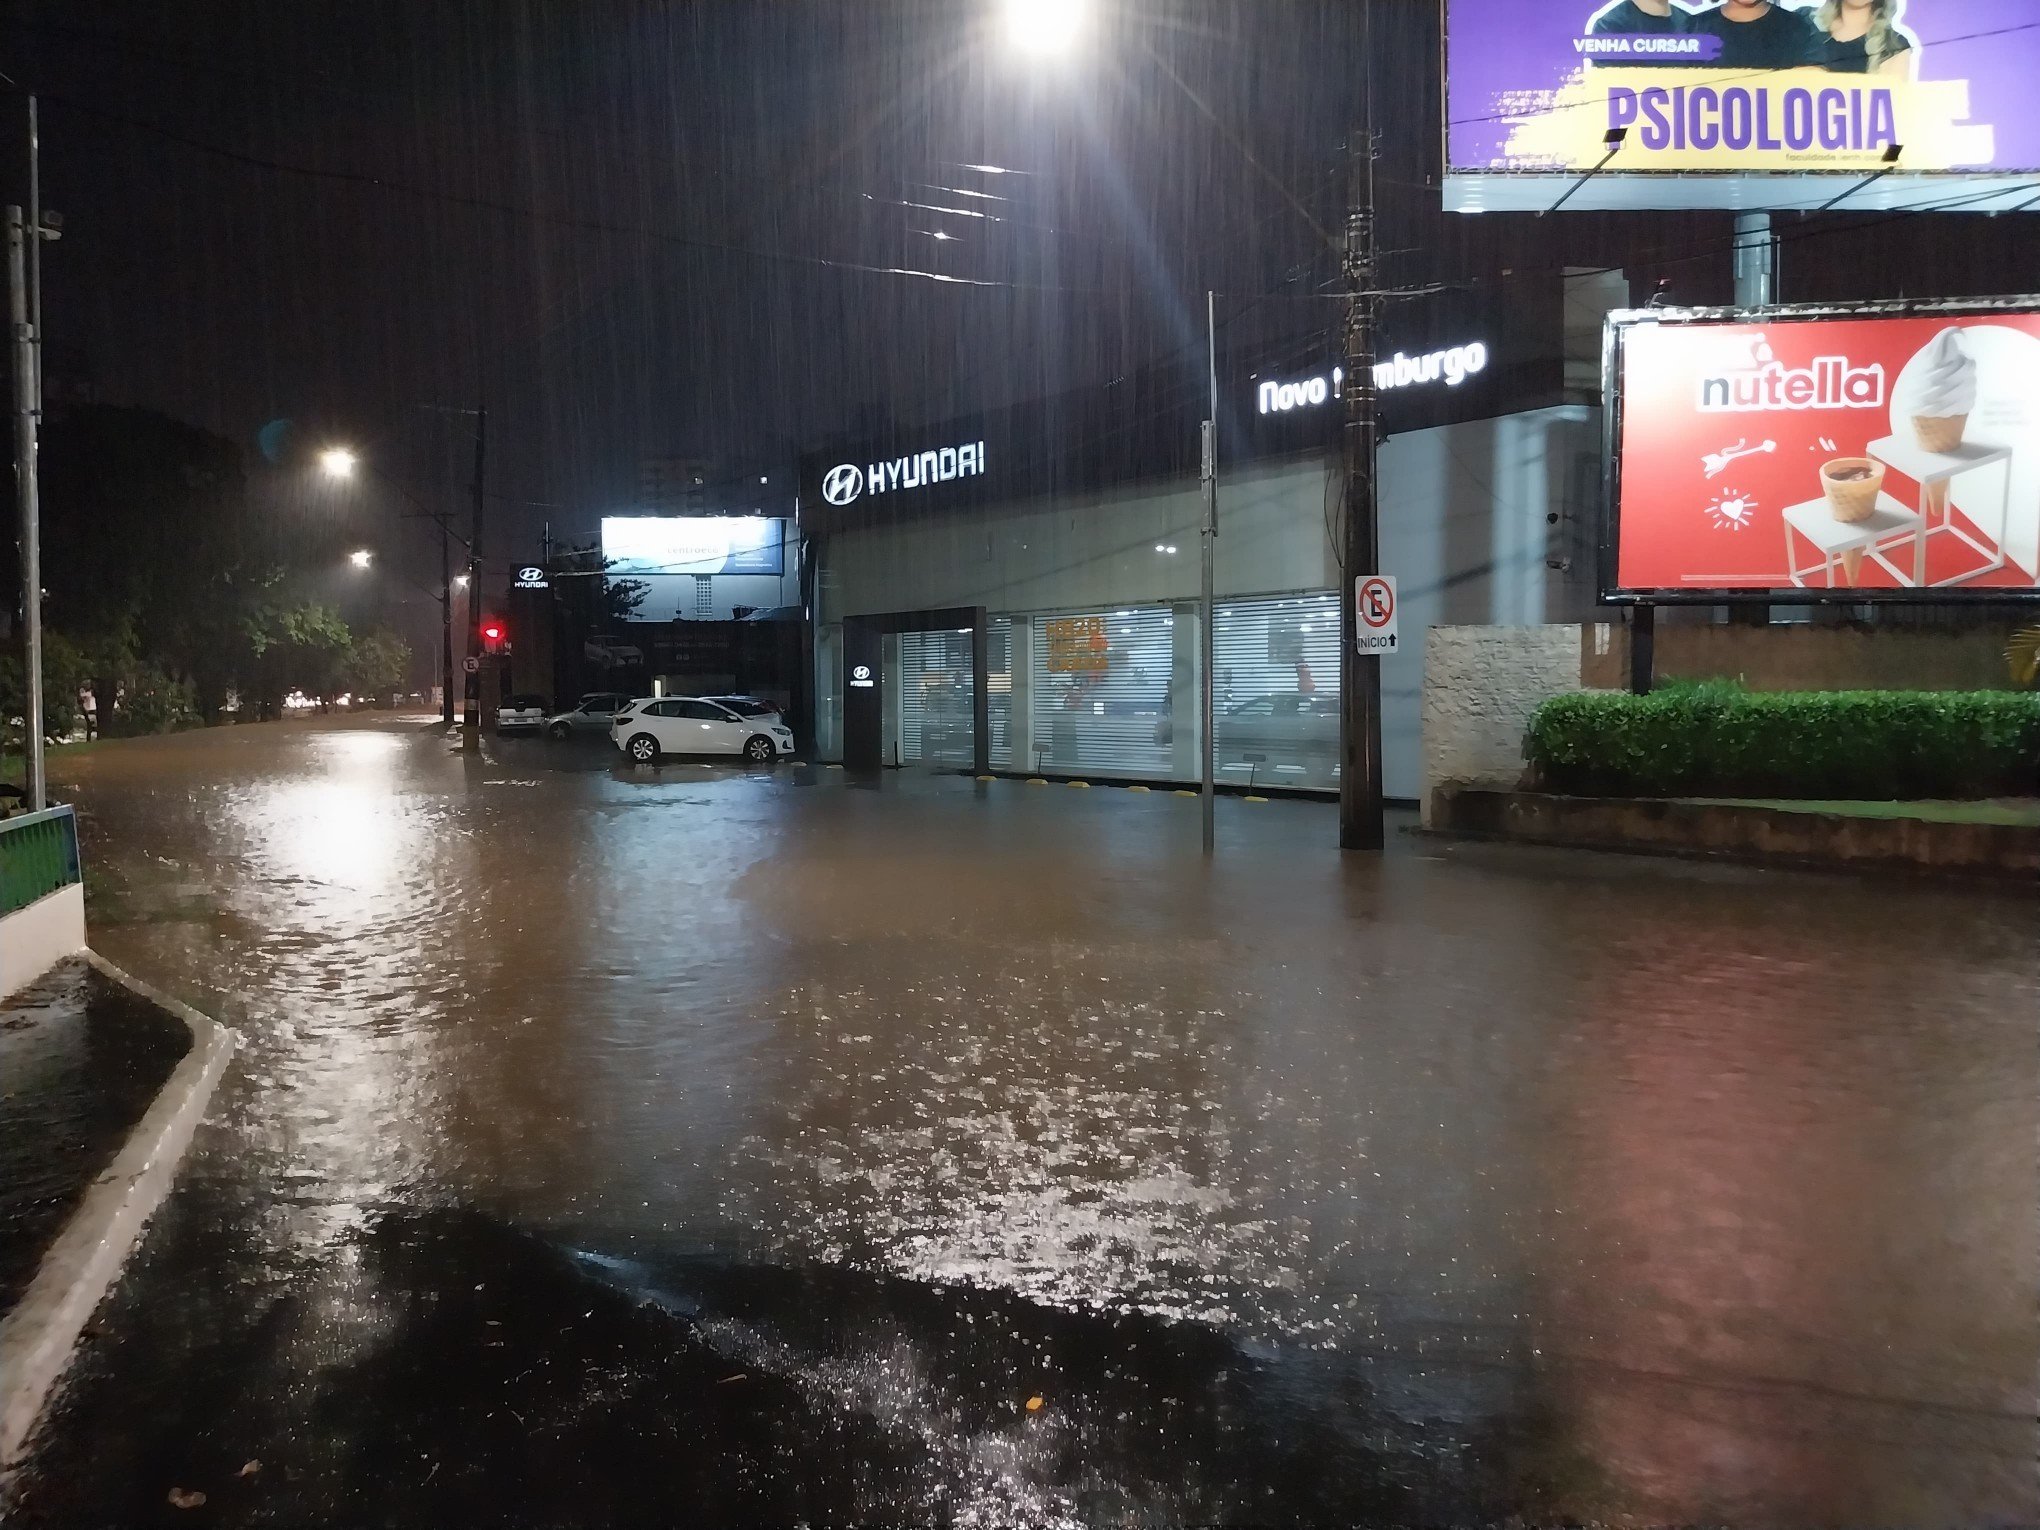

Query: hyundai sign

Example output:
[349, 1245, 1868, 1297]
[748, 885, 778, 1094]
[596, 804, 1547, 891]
[820, 441, 986, 508]
[1445, 0, 2040, 211]
[1603, 297, 2040, 603]
[600, 516, 786, 577]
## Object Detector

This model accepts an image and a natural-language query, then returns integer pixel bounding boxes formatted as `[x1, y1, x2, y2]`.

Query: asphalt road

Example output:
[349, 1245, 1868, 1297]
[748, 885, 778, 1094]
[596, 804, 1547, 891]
[7, 715, 2035, 1526]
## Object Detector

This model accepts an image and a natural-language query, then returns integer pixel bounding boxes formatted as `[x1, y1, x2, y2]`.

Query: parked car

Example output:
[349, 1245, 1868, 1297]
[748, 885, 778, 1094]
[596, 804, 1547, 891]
[1155, 691, 1339, 775]
[496, 693, 549, 732]
[703, 694, 784, 723]
[612, 696, 795, 764]
[583, 634, 644, 670]
[545, 692, 634, 738]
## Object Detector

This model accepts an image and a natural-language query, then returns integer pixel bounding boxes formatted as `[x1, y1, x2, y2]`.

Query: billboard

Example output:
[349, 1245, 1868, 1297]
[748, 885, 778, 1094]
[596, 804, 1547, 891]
[1603, 299, 2040, 602]
[1444, 0, 2040, 211]
[600, 516, 786, 577]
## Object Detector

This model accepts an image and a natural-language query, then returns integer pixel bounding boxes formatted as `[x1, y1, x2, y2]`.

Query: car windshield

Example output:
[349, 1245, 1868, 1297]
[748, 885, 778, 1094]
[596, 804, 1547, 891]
[715, 698, 776, 717]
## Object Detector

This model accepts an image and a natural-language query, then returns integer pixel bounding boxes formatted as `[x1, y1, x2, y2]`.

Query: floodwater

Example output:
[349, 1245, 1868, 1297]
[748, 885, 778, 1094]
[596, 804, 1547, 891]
[9, 715, 2036, 1526]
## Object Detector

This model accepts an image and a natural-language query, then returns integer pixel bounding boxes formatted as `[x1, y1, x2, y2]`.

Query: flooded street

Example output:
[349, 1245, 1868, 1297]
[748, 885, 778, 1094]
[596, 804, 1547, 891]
[11, 715, 2037, 1526]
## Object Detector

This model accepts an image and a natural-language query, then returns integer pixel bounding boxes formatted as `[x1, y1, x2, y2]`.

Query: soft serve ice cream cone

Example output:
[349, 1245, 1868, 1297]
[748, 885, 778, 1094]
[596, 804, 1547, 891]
[1906, 328, 1978, 453]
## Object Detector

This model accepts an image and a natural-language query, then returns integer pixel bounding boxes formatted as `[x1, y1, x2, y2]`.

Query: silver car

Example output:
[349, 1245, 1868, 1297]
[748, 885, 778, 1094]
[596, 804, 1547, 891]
[544, 692, 633, 739]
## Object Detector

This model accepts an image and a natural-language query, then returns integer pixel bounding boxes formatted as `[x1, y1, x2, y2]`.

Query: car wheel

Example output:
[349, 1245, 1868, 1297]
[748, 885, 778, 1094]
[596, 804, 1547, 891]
[626, 733, 661, 764]
[548, 722, 572, 740]
[743, 734, 776, 763]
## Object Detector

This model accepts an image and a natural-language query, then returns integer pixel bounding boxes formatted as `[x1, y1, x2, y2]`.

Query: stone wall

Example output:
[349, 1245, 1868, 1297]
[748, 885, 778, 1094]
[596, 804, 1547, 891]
[1583, 620, 2018, 694]
[1419, 625, 1588, 826]
[1420, 618, 2027, 825]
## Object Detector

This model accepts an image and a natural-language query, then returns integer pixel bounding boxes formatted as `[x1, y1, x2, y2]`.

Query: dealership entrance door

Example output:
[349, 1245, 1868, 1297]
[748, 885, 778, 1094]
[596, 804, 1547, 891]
[842, 607, 989, 774]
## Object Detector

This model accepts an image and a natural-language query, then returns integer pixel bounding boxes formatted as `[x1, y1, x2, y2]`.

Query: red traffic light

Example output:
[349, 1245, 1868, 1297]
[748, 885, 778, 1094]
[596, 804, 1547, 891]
[480, 619, 506, 653]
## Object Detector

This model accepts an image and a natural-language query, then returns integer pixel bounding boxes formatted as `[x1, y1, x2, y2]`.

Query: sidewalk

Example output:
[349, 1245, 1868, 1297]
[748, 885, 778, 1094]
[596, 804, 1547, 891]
[0, 960, 190, 1321]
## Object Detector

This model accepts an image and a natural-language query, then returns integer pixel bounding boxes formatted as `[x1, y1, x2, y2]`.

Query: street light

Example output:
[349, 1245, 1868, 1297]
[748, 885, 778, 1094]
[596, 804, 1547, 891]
[349, 548, 372, 570]
[320, 446, 358, 480]
[453, 573, 469, 588]
[1004, 0, 1085, 54]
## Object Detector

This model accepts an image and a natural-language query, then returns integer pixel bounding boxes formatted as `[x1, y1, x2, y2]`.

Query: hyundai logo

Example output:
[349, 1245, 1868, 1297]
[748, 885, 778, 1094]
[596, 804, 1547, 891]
[822, 462, 864, 507]
[517, 566, 543, 582]
[852, 664, 871, 680]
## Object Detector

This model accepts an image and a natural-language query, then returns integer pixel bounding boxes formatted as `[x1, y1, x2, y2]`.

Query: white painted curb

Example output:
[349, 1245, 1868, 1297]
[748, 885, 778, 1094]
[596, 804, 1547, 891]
[0, 952, 237, 1472]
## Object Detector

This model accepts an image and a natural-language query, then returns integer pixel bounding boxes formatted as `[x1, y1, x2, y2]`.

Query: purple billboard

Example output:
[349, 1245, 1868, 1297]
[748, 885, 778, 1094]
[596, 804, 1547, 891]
[1444, 0, 2040, 211]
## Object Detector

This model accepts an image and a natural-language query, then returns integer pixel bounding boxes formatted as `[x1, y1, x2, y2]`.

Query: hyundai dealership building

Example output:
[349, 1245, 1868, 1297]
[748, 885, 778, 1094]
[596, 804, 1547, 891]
[798, 278, 1620, 799]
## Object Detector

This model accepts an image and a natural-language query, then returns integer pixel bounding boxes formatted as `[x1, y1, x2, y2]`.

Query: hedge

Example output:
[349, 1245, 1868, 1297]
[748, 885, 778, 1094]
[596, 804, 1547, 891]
[1527, 682, 2040, 800]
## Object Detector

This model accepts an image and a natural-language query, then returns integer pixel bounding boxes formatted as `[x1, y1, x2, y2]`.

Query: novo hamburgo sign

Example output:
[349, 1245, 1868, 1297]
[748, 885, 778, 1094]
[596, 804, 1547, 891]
[1256, 344, 1491, 415]
[821, 441, 987, 508]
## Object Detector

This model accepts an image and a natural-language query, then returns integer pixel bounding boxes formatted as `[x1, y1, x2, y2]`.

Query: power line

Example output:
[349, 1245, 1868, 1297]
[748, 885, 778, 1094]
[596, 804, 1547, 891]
[25, 87, 1117, 296]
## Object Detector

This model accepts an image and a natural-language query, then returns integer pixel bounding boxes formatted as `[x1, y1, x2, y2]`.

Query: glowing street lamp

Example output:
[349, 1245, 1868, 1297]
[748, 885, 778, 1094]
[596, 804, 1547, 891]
[348, 548, 373, 570]
[320, 446, 359, 480]
[1004, 0, 1086, 55]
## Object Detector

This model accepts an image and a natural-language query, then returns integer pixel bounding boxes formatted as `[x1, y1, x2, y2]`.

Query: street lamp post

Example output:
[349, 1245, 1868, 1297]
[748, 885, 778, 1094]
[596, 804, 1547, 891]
[322, 444, 465, 728]
[7, 206, 42, 811]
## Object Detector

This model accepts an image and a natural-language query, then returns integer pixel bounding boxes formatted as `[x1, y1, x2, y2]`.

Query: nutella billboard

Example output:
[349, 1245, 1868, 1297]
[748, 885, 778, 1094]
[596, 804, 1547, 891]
[1604, 300, 2040, 601]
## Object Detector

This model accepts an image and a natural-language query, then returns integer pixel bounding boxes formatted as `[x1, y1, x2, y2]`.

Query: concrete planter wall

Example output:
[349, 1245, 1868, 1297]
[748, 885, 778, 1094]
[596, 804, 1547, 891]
[0, 808, 87, 1001]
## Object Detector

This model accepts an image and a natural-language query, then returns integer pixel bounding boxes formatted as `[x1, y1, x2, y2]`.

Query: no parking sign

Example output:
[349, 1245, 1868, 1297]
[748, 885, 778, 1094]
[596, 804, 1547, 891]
[1355, 575, 1399, 654]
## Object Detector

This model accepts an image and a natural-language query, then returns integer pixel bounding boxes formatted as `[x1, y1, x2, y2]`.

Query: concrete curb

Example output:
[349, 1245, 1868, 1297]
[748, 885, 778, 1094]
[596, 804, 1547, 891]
[0, 953, 237, 1472]
[1428, 787, 2040, 881]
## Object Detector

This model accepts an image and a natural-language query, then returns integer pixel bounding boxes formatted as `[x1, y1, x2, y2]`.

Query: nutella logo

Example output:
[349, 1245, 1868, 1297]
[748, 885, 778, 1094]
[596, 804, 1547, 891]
[1698, 354, 1885, 413]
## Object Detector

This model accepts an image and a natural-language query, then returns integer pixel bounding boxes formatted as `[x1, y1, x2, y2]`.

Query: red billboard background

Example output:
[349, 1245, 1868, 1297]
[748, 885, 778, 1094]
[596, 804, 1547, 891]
[1610, 307, 2040, 599]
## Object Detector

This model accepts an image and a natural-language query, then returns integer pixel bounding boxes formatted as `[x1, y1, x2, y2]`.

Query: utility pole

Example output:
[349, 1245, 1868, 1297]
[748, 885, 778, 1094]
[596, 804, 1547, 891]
[1199, 291, 1218, 855]
[439, 516, 454, 727]
[1338, 129, 1384, 852]
[462, 407, 486, 752]
[8, 207, 42, 811]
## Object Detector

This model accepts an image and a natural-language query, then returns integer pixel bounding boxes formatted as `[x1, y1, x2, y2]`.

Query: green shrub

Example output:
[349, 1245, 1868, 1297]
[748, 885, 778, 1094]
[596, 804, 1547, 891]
[1527, 685, 2040, 800]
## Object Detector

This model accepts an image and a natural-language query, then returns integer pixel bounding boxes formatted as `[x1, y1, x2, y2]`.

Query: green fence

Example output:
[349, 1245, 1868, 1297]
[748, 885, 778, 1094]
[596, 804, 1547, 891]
[0, 805, 82, 918]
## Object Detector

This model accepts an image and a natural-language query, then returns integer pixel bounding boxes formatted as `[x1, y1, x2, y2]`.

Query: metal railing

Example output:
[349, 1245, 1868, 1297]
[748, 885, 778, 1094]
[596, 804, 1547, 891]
[0, 803, 80, 918]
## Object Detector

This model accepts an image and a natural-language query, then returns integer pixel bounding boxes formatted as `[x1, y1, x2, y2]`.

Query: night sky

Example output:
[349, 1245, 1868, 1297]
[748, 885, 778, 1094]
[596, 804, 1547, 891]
[5, 5, 1369, 578]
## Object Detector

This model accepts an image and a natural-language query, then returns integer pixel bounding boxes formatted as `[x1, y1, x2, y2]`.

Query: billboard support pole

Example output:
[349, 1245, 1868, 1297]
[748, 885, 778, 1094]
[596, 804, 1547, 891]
[1628, 606, 1654, 696]
[1339, 120, 1385, 852]
[1732, 212, 1776, 308]
[1732, 213, 1777, 627]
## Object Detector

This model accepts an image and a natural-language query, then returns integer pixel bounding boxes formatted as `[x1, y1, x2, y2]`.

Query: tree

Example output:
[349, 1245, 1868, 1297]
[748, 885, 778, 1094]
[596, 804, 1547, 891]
[552, 543, 647, 627]
[0, 629, 91, 748]
[243, 599, 354, 714]
[28, 406, 262, 718]
[346, 629, 411, 704]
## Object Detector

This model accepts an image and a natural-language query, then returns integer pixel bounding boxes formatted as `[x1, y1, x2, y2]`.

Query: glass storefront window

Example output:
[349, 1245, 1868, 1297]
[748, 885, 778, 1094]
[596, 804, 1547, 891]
[1024, 605, 1175, 780]
[894, 622, 1012, 770]
[830, 594, 1341, 791]
[1209, 591, 1342, 791]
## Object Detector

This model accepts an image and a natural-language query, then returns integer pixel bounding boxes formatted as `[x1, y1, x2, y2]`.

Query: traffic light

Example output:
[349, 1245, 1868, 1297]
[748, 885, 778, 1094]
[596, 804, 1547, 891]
[480, 619, 506, 654]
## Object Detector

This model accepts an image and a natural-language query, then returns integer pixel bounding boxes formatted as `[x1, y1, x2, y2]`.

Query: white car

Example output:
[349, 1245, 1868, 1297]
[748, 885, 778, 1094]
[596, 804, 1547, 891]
[612, 696, 794, 765]
[496, 693, 548, 732]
